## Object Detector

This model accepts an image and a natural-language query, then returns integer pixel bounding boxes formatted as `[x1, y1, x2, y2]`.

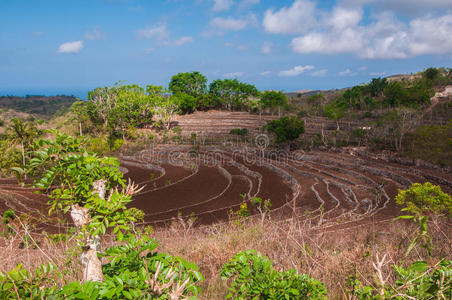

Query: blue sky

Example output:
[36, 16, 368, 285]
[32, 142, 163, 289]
[1, 0, 451, 98]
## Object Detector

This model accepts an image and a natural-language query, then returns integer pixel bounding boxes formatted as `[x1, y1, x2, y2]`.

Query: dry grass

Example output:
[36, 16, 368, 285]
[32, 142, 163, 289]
[0, 213, 450, 299]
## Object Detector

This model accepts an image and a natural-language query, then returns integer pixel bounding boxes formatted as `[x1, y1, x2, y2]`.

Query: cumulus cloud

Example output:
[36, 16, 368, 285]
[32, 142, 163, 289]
[260, 41, 273, 54]
[57, 40, 83, 53]
[204, 14, 257, 36]
[260, 71, 271, 76]
[278, 65, 314, 77]
[224, 71, 244, 77]
[263, 0, 316, 34]
[289, 4, 452, 59]
[84, 26, 105, 41]
[173, 36, 194, 46]
[311, 69, 328, 77]
[212, 0, 234, 12]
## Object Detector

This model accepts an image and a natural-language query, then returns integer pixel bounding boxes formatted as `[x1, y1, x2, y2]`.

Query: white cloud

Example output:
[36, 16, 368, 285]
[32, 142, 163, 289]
[278, 65, 314, 77]
[260, 71, 271, 76]
[173, 36, 194, 46]
[311, 69, 328, 77]
[57, 40, 83, 54]
[224, 71, 244, 77]
[339, 69, 357, 76]
[204, 14, 257, 36]
[370, 71, 387, 76]
[289, 5, 452, 59]
[212, 0, 234, 12]
[260, 41, 273, 54]
[84, 26, 105, 41]
[236, 44, 247, 50]
[137, 25, 169, 42]
[263, 0, 316, 34]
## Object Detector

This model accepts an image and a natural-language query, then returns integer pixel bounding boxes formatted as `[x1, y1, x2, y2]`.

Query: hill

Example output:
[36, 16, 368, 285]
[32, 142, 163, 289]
[0, 95, 77, 119]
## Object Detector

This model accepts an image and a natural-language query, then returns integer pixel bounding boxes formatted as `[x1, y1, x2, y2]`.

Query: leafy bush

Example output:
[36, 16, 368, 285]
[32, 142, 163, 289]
[266, 117, 305, 143]
[396, 182, 452, 216]
[99, 237, 203, 299]
[0, 237, 203, 299]
[220, 250, 327, 299]
[230, 128, 248, 136]
[349, 260, 451, 299]
[0, 263, 60, 299]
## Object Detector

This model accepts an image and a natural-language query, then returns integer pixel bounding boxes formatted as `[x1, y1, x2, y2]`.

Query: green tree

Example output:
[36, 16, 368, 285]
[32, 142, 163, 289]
[324, 103, 345, 130]
[367, 77, 388, 97]
[6, 118, 39, 168]
[87, 83, 154, 139]
[209, 79, 258, 111]
[27, 133, 144, 282]
[384, 81, 408, 107]
[173, 92, 197, 114]
[260, 90, 288, 117]
[396, 182, 451, 255]
[70, 100, 89, 136]
[168, 71, 207, 98]
[266, 116, 305, 144]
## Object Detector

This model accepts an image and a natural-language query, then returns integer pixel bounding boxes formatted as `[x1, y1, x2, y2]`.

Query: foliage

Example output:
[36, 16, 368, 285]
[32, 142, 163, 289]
[0, 139, 22, 177]
[6, 117, 40, 168]
[266, 117, 305, 143]
[173, 92, 197, 114]
[98, 236, 203, 299]
[168, 71, 208, 98]
[209, 79, 258, 111]
[396, 182, 451, 255]
[0, 237, 204, 299]
[396, 182, 452, 216]
[0, 95, 76, 118]
[323, 103, 345, 125]
[403, 121, 452, 166]
[260, 90, 288, 112]
[229, 128, 248, 136]
[220, 250, 327, 299]
[349, 260, 451, 299]
[0, 263, 61, 299]
[86, 83, 155, 138]
[27, 133, 142, 242]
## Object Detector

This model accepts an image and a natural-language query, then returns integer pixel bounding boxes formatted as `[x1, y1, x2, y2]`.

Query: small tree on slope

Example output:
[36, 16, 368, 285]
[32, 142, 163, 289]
[27, 133, 144, 282]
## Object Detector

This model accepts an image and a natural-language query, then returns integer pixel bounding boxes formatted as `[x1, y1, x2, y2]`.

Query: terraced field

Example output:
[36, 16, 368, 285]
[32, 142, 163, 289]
[0, 145, 450, 233]
[119, 145, 451, 230]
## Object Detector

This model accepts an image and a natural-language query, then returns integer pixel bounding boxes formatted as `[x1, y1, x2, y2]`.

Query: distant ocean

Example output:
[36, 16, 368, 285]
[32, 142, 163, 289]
[0, 88, 90, 100]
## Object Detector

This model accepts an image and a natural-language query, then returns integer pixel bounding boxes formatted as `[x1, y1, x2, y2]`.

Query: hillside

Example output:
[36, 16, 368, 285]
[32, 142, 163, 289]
[0, 95, 77, 119]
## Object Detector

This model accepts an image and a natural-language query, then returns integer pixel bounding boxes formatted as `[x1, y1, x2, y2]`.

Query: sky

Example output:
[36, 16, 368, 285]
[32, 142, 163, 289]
[0, 0, 451, 99]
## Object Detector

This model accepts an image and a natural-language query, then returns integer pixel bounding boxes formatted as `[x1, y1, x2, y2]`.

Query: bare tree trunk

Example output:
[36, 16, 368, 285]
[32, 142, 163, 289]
[278, 106, 281, 118]
[79, 121, 83, 136]
[70, 179, 107, 282]
[21, 142, 25, 167]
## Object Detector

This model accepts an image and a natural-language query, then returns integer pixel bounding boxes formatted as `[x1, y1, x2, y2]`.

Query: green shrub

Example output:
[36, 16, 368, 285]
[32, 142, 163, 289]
[349, 260, 451, 299]
[230, 128, 248, 136]
[266, 117, 305, 143]
[220, 250, 327, 299]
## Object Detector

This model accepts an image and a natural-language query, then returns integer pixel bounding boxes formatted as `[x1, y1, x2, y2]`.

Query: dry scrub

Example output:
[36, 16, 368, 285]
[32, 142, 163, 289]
[1, 212, 450, 299]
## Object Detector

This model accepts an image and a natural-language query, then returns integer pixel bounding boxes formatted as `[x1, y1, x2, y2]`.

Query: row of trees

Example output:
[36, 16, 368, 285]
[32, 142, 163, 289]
[70, 73, 288, 140]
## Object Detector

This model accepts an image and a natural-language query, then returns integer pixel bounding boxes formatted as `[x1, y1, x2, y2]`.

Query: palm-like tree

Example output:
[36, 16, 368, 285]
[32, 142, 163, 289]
[7, 118, 38, 167]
